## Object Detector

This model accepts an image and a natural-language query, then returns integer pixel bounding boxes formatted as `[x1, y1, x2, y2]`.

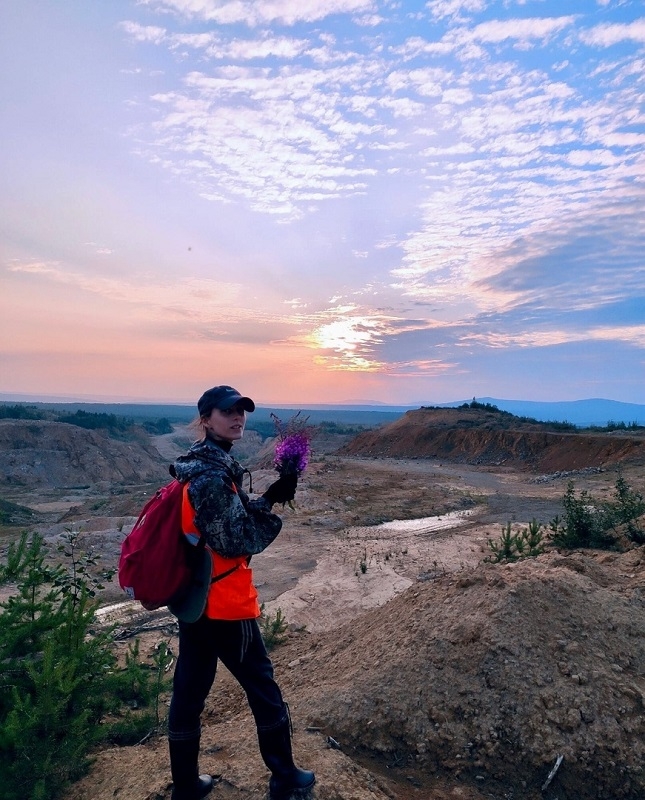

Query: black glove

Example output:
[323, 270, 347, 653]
[262, 473, 298, 507]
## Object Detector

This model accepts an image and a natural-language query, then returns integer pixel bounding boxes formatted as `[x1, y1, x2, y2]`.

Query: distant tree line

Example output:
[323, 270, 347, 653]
[57, 410, 133, 433]
[454, 399, 643, 432]
[244, 418, 370, 439]
[452, 397, 645, 433]
[1, 400, 642, 435]
[0, 404, 172, 438]
[0, 404, 43, 420]
[588, 420, 642, 432]
[453, 399, 578, 431]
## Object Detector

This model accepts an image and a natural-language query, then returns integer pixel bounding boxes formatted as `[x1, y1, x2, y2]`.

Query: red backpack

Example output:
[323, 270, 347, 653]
[118, 480, 197, 610]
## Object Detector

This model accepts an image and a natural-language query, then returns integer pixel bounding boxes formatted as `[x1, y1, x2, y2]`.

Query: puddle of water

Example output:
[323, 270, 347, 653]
[373, 508, 475, 533]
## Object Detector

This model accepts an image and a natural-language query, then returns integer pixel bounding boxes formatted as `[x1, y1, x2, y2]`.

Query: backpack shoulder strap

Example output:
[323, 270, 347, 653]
[181, 482, 205, 548]
[182, 481, 241, 584]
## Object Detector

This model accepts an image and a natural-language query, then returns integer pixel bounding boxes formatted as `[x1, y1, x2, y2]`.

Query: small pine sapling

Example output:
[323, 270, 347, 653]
[259, 604, 289, 650]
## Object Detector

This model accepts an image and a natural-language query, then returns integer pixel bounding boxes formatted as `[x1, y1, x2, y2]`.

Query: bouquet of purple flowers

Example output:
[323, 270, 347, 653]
[271, 412, 312, 478]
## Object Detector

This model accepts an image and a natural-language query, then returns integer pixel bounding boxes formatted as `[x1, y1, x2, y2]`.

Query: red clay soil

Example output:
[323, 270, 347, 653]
[340, 408, 645, 472]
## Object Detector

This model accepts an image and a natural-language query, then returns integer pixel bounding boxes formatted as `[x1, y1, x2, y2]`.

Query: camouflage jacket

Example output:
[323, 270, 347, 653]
[173, 436, 282, 558]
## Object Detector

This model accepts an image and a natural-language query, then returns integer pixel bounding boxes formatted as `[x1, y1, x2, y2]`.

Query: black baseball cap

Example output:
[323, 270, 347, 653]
[197, 385, 255, 416]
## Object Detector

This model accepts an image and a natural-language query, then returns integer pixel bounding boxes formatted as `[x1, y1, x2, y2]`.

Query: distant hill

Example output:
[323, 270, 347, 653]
[442, 398, 645, 427]
[0, 400, 407, 431]
[1, 395, 644, 428]
[271, 398, 645, 427]
[340, 406, 645, 471]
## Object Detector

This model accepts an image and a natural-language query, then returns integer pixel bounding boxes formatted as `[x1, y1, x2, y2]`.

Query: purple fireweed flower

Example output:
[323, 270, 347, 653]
[274, 433, 310, 475]
[271, 412, 312, 476]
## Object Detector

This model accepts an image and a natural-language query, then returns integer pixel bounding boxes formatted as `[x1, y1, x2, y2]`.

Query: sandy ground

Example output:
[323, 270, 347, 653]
[5, 430, 644, 800]
[257, 509, 483, 633]
[249, 456, 601, 631]
[94, 454, 576, 633]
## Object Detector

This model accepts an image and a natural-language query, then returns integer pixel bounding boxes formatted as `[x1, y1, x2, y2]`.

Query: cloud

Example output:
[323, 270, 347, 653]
[580, 18, 645, 47]
[299, 304, 400, 371]
[83, 242, 114, 255]
[566, 149, 618, 167]
[4, 261, 295, 334]
[471, 16, 577, 46]
[386, 150, 645, 349]
[125, 0, 642, 237]
[461, 321, 645, 351]
[137, 0, 377, 27]
[7, 262, 434, 370]
[143, 60, 389, 216]
[208, 35, 311, 60]
[426, 0, 487, 22]
[590, 325, 645, 347]
[9, 259, 229, 302]
[121, 21, 315, 62]
[478, 222, 645, 311]
[11, 0, 645, 401]
[120, 21, 167, 44]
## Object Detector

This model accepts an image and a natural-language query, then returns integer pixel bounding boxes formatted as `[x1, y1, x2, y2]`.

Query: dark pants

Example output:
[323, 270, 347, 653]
[168, 616, 285, 741]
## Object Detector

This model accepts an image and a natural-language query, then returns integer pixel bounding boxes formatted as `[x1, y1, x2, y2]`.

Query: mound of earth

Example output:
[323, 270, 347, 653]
[0, 497, 39, 525]
[62, 541, 645, 800]
[341, 408, 645, 471]
[301, 547, 645, 800]
[0, 420, 167, 489]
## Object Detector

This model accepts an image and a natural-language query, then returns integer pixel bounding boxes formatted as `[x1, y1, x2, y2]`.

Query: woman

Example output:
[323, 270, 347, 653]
[167, 385, 315, 800]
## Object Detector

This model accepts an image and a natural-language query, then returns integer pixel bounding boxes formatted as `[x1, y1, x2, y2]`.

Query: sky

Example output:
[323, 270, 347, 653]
[1, 0, 644, 407]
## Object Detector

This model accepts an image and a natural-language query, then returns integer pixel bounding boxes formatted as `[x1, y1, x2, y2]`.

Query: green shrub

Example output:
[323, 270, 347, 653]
[549, 481, 615, 550]
[0, 533, 115, 800]
[0, 498, 35, 525]
[549, 476, 645, 550]
[259, 604, 289, 651]
[486, 519, 545, 563]
[0, 531, 171, 800]
[605, 474, 645, 544]
[522, 518, 546, 555]
[102, 640, 173, 745]
[54, 527, 115, 599]
[103, 710, 160, 746]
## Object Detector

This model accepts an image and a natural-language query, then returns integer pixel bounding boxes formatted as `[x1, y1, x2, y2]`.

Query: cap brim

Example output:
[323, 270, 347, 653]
[221, 396, 255, 412]
[168, 547, 212, 623]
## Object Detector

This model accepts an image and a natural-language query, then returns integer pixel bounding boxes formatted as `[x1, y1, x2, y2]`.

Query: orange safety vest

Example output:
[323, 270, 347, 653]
[181, 484, 261, 620]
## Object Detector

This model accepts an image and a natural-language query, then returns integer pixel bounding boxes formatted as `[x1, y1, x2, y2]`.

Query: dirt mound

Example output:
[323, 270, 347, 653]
[66, 541, 645, 800]
[341, 408, 645, 471]
[300, 547, 645, 800]
[13, 434, 642, 800]
[0, 420, 167, 489]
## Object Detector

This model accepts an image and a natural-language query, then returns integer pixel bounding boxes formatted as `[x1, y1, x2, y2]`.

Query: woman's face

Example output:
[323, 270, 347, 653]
[204, 404, 246, 443]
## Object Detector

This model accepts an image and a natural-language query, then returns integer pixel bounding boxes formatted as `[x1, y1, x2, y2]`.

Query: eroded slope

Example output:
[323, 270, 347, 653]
[341, 407, 645, 471]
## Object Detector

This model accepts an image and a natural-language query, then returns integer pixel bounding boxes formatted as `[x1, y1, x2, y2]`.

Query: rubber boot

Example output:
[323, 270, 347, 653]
[168, 736, 213, 800]
[257, 712, 315, 799]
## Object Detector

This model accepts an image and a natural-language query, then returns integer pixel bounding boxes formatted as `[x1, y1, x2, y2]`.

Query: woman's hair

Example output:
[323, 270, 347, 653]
[188, 414, 208, 441]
